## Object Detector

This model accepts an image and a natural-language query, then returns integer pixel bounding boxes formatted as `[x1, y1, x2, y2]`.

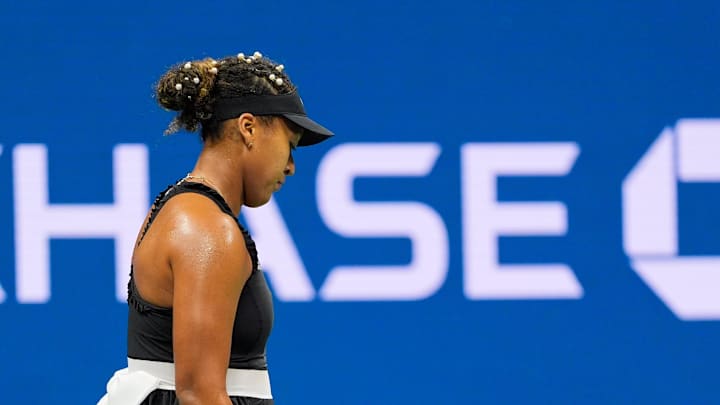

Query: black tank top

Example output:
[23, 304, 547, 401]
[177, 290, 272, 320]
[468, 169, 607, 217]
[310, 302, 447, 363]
[127, 181, 274, 370]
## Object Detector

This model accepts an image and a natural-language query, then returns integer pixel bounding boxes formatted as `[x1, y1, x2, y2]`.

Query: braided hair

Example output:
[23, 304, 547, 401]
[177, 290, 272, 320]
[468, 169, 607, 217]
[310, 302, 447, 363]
[155, 52, 296, 141]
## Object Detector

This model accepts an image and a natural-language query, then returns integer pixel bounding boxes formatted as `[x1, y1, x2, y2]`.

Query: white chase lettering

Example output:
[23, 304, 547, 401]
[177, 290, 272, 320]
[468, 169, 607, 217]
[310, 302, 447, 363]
[13, 144, 148, 303]
[316, 143, 449, 300]
[461, 143, 583, 299]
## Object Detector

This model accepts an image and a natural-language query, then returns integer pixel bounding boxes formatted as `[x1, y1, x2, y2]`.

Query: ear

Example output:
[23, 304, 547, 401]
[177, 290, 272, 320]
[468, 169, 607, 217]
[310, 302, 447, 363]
[234, 113, 257, 147]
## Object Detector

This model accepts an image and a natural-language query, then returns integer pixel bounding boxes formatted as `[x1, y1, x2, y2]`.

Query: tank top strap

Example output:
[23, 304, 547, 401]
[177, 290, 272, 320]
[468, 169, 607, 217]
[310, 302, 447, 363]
[136, 179, 259, 271]
[136, 183, 175, 246]
[170, 182, 259, 272]
[171, 181, 235, 216]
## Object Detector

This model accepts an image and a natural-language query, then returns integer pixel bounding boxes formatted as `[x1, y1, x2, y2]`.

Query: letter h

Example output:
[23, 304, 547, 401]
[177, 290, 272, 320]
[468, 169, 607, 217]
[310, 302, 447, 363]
[13, 144, 148, 303]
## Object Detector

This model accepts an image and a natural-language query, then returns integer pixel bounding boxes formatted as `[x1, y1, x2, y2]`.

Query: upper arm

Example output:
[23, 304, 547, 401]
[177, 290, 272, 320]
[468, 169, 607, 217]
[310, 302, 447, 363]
[167, 196, 251, 401]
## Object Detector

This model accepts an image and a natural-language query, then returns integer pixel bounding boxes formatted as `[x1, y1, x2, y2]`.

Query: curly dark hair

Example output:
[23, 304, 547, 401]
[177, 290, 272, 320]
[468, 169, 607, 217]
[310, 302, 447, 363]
[155, 52, 297, 141]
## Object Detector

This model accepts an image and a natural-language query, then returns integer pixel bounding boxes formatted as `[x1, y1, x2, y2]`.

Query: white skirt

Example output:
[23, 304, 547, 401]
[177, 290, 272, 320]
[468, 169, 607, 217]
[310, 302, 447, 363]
[97, 358, 272, 405]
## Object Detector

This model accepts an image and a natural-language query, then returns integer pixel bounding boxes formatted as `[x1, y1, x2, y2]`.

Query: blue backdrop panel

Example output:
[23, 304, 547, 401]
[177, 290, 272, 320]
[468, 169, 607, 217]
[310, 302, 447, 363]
[1, 1, 719, 404]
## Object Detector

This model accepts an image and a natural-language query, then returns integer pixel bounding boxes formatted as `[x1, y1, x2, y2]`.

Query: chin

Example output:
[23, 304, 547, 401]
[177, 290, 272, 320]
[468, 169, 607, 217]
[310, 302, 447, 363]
[245, 194, 272, 208]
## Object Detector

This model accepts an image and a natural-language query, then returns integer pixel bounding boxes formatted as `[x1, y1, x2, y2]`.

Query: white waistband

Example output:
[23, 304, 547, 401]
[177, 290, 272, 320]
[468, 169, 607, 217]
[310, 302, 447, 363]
[128, 358, 272, 399]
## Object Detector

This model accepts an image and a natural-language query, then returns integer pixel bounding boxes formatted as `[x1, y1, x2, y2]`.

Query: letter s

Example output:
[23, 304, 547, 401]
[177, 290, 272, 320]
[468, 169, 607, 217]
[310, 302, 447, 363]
[316, 143, 448, 301]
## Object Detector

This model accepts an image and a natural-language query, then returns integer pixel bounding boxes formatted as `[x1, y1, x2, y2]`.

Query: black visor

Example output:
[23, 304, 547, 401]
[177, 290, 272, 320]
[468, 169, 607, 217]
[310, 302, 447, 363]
[213, 92, 333, 146]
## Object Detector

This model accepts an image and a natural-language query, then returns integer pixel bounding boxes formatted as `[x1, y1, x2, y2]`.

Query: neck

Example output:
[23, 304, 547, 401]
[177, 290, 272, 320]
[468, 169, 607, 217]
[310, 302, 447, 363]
[189, 142, 245, 216]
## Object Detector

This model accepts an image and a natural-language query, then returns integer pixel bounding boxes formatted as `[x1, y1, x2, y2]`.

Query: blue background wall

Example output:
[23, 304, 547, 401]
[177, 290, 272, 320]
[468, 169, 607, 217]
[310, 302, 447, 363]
[1, 1, 719, 403]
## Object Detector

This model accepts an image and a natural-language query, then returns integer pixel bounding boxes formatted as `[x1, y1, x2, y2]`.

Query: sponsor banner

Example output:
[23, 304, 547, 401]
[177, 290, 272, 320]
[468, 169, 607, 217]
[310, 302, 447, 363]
[1, 1, 719, 404]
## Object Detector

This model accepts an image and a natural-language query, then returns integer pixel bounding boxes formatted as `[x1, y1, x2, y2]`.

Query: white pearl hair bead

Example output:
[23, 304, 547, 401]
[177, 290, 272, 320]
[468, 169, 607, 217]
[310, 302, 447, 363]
[237, 53, 245, 59]
[246, 58, 253, 64]
[275, 64, 284, 72]
[210, 67, 218, 74]
[253, 51, 262, 59]
[175, 83, 183, 90]
[275, 78, 283, 86]
[184, 76, 189, 80]
[193, 77, 200, 84]
[269, 73, 276, 81]
[184, 62, 192, 70]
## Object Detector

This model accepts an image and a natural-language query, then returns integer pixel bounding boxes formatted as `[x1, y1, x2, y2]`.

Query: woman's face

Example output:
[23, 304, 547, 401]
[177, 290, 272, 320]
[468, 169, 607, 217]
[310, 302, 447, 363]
[242, 117, 302, 207]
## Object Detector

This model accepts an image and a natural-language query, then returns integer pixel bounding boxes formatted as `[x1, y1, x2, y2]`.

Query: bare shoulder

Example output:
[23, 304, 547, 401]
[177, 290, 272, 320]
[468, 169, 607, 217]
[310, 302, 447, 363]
[160, 192, 250, 282]
[162, 192, 241, 244]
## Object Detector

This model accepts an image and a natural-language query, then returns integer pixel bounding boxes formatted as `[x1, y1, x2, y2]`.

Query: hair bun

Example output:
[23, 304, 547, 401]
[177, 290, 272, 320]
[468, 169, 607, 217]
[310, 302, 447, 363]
[156, 58, 219, 134]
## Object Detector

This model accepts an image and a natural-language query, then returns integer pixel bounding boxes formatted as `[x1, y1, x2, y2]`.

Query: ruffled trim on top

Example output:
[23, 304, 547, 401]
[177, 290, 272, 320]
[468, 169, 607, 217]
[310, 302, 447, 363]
[127, 266, 172, 315]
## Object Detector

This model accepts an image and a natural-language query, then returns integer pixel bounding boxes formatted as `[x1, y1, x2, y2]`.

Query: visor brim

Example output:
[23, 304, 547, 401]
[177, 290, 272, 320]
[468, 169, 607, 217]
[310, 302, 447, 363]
[283, 113, 334, 146]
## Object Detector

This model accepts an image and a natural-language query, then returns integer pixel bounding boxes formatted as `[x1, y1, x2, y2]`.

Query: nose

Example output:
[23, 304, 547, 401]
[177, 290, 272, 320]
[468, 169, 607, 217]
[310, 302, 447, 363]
[284, 153, 295, 176]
